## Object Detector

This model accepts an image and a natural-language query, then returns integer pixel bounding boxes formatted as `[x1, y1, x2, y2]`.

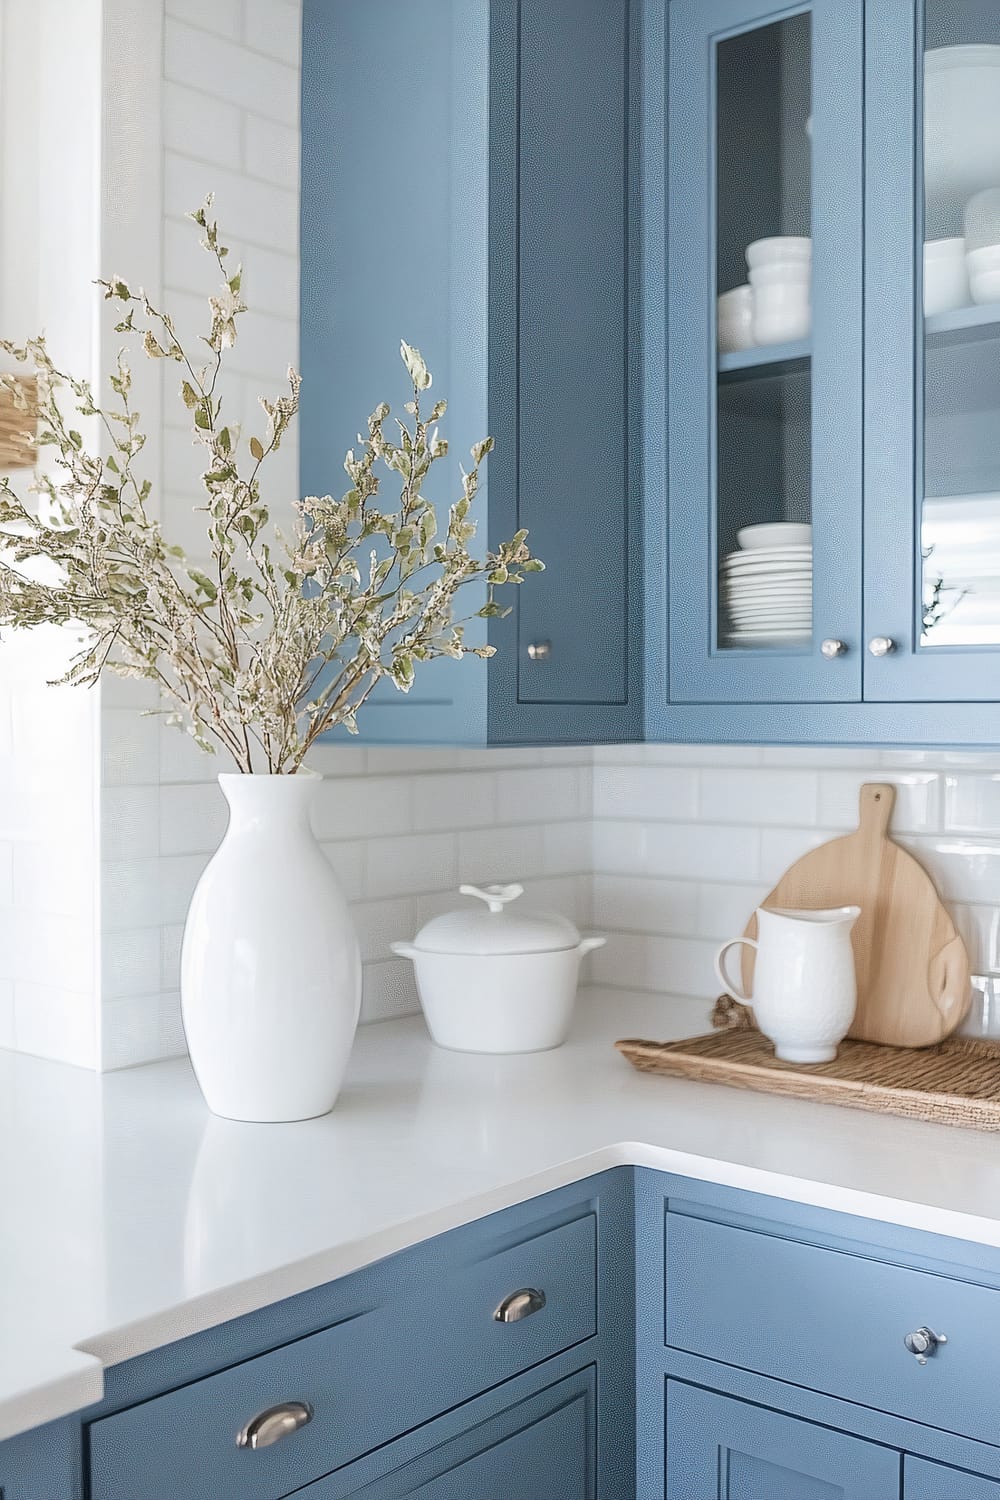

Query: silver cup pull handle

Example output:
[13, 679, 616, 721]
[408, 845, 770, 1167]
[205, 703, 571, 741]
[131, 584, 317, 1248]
[494, 1287, 546, 1323]
[237, 1401, 313, 1450]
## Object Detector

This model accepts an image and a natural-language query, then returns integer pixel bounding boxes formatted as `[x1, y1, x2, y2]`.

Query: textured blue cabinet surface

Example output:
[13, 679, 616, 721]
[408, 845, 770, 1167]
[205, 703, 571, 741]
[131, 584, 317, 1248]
[12, 1167, 1000, 1497]
[665, 1381, 901, 1500]
[300, 0, 639, 747]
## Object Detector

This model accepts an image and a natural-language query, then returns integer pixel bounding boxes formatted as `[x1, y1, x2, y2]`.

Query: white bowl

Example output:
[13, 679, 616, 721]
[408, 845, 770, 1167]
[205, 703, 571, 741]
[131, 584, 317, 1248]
[925, 45, 1000, 235]
[746, 235, 812, 269]
[748, 262, 811, 287]
[970, 266, 1000, 306]
[924, 235, 966, 261]
[965, 189, 1000, 254]
[737, 523, 813, 550]
[754, 308, 811, 345]
[924, 243, 970, 316]
[717, 285, 754, 352]
[966, 242, 1000, 273]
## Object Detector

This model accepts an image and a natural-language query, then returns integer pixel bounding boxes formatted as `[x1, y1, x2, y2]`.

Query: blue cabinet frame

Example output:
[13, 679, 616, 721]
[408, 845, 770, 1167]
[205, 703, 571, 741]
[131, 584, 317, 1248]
[301, 0, 642, 747]
[666, 0, 864, 708]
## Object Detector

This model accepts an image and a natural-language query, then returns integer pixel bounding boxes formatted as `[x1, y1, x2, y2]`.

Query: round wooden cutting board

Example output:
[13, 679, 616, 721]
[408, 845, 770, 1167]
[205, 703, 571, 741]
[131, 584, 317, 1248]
[740, 783, 971, 1048]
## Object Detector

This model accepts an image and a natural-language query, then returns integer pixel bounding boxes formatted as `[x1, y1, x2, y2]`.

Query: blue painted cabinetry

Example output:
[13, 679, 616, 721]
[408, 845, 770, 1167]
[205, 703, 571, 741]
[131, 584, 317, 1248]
[651, 0, 1000, 746]
[300, 0, 640, 746]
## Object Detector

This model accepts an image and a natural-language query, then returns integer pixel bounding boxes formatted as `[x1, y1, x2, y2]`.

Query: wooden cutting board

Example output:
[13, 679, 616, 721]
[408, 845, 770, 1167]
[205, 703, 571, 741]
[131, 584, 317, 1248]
[740, 783, 971, 1047]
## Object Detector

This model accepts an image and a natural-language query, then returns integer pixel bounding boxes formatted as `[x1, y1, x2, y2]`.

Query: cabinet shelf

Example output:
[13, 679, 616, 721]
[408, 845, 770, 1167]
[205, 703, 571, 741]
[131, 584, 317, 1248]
[925, 304, 1000, 347]
[717, 339, 811, 381]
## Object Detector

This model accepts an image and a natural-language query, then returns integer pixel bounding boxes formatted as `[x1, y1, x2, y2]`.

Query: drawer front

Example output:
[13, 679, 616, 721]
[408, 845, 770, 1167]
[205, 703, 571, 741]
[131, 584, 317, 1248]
[665, 1212, 1000, 1445]
[89, 1213, 596, 1500]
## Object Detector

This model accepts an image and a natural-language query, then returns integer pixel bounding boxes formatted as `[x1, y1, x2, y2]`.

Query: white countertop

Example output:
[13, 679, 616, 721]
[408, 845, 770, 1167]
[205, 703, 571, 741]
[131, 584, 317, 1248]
[7, 986, 1000, 1443]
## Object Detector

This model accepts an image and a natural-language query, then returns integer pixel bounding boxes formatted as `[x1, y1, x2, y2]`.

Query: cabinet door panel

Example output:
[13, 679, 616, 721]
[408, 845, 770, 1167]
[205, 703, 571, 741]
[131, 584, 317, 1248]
[665, 1382, 900, 1500]
[667, 0, 863, 705]
[865, 0, 1000, 701]
[299, 1366, 595, 1500]
[906, 1457, 1000, 1500]
[488, 0, 633, 720]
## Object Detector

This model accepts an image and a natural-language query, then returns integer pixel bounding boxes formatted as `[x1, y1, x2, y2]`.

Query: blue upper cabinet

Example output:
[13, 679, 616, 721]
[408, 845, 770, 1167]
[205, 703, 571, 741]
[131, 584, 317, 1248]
[656, 0, 1000, 746]
[663, 0, 865, 714]
[300, 0, 640, 746]
[864, 0, 1000, 708]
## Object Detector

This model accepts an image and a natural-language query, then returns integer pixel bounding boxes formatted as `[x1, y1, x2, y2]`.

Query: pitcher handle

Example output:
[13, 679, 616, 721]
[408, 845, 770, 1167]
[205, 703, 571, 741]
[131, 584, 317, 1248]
[714, 938, 757, 1004]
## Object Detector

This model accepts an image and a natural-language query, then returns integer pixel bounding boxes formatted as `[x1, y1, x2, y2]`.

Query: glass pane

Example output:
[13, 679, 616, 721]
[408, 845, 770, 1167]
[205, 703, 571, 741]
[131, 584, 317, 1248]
[921, 0, 1000, 646]
[714, 15, 813, 652]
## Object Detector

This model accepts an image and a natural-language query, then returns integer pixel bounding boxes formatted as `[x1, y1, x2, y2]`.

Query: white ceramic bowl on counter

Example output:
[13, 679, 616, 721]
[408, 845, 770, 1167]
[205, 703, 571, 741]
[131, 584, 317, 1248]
[392, 883, 605, 1054]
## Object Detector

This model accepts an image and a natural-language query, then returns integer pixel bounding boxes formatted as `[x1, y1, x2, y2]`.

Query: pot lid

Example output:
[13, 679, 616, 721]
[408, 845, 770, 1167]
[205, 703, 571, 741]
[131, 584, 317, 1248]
[411, 884, 582, 956]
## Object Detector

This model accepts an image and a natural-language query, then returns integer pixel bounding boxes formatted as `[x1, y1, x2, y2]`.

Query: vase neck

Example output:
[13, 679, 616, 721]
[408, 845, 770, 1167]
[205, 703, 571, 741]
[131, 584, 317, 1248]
[218, 773, 319, 835]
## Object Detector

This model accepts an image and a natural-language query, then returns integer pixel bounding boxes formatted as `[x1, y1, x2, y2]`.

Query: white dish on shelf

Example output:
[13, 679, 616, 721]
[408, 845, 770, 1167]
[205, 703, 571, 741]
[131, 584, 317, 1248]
[721, 546, 812, 567]
[736, 523, 812, 550]
[924, 237, 970, 316]
[723, 631, 812, 643]
[924, 45, 1000, 235]
[754, 303, 811, 346]
[748, 263, 811, 288]
[717, 284, 755, 353]
[746, 236, 812, 269]
[970, 267, 1000, 305]
[966, 243, 1000, 273]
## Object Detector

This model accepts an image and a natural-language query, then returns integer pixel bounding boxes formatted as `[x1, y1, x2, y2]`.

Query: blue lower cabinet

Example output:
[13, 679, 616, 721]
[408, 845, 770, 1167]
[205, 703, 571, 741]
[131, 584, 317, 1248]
[297, 1364, 596, 1500]
[905, 1457, 1000, 1500]
[665, 1382, 900, 1500]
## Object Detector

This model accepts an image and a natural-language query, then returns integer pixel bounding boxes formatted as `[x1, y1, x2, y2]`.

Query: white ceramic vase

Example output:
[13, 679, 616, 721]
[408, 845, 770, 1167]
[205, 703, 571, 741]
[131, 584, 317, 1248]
[180, 773, 361, 1122]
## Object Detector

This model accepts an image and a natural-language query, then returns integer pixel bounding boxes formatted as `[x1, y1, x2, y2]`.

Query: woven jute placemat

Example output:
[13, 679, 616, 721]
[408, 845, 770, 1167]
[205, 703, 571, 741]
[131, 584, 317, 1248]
[616, 998, 1000, 1130]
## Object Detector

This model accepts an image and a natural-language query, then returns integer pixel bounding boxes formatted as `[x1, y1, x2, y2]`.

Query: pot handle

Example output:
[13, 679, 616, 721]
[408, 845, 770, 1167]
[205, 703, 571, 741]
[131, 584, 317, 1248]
[577, 936, 607, 955]
[390, 941, 419, 960]
[460, 883, 524, 913]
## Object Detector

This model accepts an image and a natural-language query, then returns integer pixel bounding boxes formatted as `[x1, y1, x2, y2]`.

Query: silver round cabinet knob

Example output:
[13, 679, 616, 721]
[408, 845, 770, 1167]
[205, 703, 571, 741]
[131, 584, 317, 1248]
[820, 639, 848, 659]
[527, 640, 551, 661]
[868, 636, 896, 657]
[904, 1326, 947, 1366]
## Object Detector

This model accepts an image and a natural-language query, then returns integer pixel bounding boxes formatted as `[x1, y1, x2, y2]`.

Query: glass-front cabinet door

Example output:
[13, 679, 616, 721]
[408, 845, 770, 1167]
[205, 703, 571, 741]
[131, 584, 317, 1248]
[668, 0, 864, 704]
[866, 0, 1000, 701]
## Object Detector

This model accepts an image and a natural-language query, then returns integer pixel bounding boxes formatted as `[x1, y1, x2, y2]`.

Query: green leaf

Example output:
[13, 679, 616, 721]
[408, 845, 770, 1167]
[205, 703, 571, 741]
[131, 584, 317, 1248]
[181, 381, 200, 409]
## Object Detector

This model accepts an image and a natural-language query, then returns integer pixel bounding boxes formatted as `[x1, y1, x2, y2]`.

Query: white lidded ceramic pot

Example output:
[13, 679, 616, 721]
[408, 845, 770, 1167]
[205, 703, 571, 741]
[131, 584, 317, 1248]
[181, 773, 362, 1123]
[392, 884, 605, 1054]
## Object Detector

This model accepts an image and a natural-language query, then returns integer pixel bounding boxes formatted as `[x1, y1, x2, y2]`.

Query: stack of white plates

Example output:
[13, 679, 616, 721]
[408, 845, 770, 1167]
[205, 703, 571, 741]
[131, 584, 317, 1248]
[720, 524, 812, 645]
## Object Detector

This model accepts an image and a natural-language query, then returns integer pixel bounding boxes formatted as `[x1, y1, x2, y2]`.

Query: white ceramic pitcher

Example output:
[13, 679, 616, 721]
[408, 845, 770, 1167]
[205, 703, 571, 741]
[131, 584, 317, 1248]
[714, 906, 861, 1063]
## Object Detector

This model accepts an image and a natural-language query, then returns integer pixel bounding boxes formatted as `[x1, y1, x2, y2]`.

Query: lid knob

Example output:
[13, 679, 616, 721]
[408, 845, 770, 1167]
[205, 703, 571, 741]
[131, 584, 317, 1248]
[459, 883, 524, 915]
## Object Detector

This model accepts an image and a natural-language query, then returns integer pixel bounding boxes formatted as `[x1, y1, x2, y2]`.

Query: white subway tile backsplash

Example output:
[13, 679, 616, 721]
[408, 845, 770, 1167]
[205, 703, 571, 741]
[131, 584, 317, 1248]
[0, 980, 13, 1052]
[360, 959, 418, 1025]
[592, 873, 699, 937]
[818, 771, 941, 834]
[104, 928, 163, 1002]
[243, 0, 302, 66]
[159, 782, 229, 856]
[698, 768, 818, 827]
[458, 824, 546, 885]
[542, 819, 592, 876]
[593, 766, 698, 821]
[905, 836, 1000, 906]
[102, 991, 186, 1070]
[0, 842, 12, 908]
[14, 982, 97, 1070]
[944, 774, 1000, 835]
[102, 787, 160, 862]
[163, 80, 243, 168]
[759, 828, 838, 884]
[163, 154, 298, 256]
[351, 897, 417, 964]
[166, 0, 242, 41]
[101, 708, 159, 787]
[245, 112, 299, 187]
[313, 775, 412, 842]
[367, 832, 457, 900]
[495, 766, 584, 823]
[590, 930, 719, 999]
[412, 772, 494, 833]
[164, 20, 299, 125]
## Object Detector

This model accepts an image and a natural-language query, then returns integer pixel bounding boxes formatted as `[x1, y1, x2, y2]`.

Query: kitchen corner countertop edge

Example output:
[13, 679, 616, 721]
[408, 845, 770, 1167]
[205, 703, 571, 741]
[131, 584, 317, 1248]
[5, 986, 1000, 1443]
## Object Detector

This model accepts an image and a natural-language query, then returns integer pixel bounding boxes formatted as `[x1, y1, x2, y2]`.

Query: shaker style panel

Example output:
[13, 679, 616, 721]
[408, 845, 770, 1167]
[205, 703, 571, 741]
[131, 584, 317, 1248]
[89, 1214, 597, 1500]
[295, 1366, 596, 1500]
[667, 0, 864, 706]
[665, 1382, 901, 1500]
[864, 0, 1000, 703]
[665, 1211, 1000, 1448]
[906, 1457, 1000, 1500]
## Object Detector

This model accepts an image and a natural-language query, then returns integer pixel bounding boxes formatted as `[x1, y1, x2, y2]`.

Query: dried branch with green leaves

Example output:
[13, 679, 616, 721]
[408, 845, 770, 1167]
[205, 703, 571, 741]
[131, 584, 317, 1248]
[0, 199, 542, 773]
